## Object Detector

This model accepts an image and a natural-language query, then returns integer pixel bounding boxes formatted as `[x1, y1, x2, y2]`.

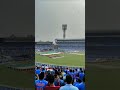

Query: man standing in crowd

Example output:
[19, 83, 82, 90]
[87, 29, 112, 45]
[59, 75, 79, 90]
[45, 74, 60, 90]
[35, 72, 48, 90]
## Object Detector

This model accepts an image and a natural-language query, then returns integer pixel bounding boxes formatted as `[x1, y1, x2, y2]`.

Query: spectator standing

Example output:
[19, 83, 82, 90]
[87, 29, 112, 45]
[45, 74, 60, 90]
[59, 75, 79, 90]
[35, 72, 48, 90]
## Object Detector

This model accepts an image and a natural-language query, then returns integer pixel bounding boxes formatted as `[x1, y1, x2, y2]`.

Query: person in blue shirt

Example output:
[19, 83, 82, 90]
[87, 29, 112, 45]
[78, 82, 85, 90]
[68, 69, 74, 79]
[74, 69, 79, 77]
[64, 69, 67, 74]
[54, 74, 65, 86]
[79, 70, 85, 81]
[35, 72, 48, 90]
[73, 78, 81, 86]
[35, 67, 41, 75]
[74, 77, 85, 90]
[42, 68, 46, 73]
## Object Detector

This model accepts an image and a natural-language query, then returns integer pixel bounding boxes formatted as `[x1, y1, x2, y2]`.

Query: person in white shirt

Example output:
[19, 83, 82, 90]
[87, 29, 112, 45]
[59, 75, 79, 90]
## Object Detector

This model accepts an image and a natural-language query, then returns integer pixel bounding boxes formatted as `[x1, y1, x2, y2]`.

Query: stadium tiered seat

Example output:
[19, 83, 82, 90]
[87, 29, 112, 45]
[0, 42, 33, 62]
[55, 39, 85, 52]
[86, 35, 120, 61]
[35, 42, 53, 51]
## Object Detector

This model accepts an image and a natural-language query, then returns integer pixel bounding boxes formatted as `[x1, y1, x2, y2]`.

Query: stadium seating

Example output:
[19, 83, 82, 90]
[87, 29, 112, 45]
[35, 42, 53, 52]
[0, 42, 33, 62]
[35, 39, 85, 53]
[55, 39, 85, 52]
[86, 35, 120, 61]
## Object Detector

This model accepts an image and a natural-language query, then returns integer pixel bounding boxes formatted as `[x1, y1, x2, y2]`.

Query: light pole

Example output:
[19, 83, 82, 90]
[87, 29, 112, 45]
[62, 24, 67, 39]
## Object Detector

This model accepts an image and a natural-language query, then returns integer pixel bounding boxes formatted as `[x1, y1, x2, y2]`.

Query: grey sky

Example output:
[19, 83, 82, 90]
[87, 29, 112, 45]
[35, 0, 85, 42]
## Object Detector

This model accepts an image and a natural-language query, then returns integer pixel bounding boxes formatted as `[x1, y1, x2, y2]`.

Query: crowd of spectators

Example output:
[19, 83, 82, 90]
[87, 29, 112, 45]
[35, 64, 85, 90]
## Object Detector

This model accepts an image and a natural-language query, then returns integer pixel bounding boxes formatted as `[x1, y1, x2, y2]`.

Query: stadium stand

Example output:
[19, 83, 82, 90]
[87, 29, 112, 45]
[35, 42, 54, 52]
[35, 39, 85, 54]
[0, 37, 34, 63]
[0, 42, 33, 63]
[55, 39, 85, 52]
[86, 33, 120, 62]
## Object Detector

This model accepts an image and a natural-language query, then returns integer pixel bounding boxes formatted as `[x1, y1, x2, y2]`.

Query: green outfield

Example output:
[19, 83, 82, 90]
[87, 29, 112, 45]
[86, 61, 120, 90]
[35, 52, 85, 67]
[0, 64, 34, 89]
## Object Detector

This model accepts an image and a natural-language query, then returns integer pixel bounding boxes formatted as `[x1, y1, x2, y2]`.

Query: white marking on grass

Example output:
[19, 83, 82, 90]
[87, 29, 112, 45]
[52, 56, 64, 59]
[76, 54, 85, 55]
[69, 53, 85, 55]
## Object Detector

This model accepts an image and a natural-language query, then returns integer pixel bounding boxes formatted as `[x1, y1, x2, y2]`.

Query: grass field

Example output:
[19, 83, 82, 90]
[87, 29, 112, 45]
[0, 64, 34, 89]
[86, 61, 120, 90]
[35, 52, 85, 67]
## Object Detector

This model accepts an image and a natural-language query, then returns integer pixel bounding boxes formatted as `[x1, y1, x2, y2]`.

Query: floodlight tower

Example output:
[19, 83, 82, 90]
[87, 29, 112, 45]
[62, 24, 67, 39]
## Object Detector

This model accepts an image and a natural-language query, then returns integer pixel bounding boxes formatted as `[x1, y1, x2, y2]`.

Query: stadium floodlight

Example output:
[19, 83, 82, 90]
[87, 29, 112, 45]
[62, 24, 67, 39]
